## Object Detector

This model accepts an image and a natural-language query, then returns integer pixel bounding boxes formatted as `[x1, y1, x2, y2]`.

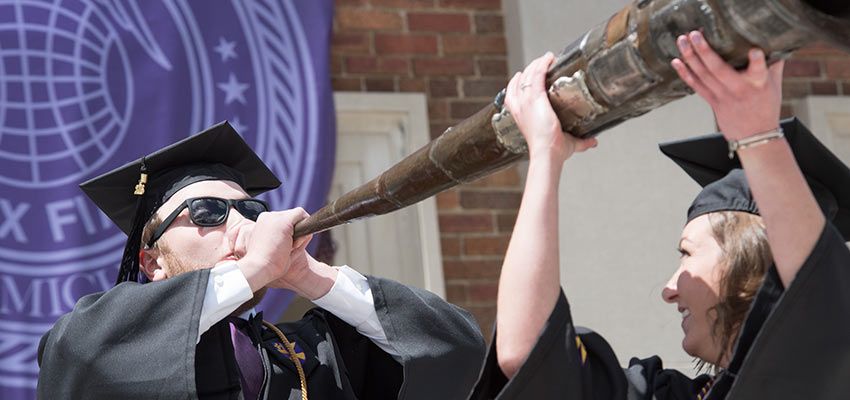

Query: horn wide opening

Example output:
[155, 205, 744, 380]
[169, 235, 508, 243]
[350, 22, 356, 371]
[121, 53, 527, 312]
[803, 0, 850, 17]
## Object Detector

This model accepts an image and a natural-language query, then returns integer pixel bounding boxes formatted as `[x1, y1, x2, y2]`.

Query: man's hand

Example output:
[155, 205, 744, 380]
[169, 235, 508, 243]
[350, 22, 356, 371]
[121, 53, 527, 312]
[235, 207, 309, 293]
[268, 247, 339, 301]
[671, 30, 784, 140]
[505, 52, 597, 163]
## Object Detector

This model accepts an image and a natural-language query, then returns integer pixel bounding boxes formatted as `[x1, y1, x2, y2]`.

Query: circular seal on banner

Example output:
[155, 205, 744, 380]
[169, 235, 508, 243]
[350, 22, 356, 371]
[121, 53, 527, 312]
[0, 0, 334, 390]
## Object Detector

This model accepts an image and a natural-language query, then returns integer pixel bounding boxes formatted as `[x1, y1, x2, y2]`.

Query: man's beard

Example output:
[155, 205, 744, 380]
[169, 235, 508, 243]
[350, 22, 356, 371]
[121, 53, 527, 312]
[160, 245, 269, 317]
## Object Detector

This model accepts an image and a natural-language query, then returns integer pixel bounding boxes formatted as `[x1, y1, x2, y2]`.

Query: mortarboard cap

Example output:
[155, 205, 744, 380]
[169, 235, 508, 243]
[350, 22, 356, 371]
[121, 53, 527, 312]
[80, 121, 282, 284]
[659, 117, 850, 241]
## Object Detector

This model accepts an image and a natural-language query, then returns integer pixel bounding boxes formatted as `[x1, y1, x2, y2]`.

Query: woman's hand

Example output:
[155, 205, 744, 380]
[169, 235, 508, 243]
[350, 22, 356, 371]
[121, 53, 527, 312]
[505, 52, 597, 163]
[672, 31, 826, 289]
[671, 30, 784, 141]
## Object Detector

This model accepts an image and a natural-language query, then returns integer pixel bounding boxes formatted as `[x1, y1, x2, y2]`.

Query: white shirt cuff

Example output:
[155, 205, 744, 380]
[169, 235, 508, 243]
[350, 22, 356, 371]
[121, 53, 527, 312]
[312, 266, 397, 358]
[197, 261, 254, 343]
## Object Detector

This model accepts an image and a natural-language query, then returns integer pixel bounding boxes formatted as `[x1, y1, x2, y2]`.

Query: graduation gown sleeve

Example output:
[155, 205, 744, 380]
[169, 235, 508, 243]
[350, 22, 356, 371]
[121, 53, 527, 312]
[367, 276, 487, 400]
[725, 223, 850, 399]
[468, 291, 628, 400]
[37, 269, 211, 400]
[467, 293, 717, 400]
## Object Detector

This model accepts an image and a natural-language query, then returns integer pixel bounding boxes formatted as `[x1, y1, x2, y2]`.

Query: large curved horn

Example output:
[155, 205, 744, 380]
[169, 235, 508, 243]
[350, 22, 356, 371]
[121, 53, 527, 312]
[294, 0, 850, 237]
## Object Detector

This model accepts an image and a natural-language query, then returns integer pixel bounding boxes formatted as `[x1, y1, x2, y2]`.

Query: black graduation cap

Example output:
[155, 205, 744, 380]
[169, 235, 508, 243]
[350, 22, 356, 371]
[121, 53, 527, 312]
[80, 121, 282, 284]
[660, 117, 850, 241]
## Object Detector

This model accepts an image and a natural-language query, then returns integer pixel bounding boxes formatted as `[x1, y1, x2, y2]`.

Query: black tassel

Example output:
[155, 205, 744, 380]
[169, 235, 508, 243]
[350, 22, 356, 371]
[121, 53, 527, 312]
[116, 160, 148, 285]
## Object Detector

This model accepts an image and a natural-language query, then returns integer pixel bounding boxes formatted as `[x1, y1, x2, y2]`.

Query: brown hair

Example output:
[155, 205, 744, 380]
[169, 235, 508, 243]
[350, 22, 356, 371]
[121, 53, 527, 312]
[707, 211, 773, 368]
[141, 214, 163, 250]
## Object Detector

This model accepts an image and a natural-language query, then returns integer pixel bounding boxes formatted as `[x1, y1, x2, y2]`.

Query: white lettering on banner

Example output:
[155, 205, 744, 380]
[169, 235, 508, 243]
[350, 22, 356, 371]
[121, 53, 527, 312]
[0, 269, 113, 318]
[73, 196, 97, 234]
[60, 273, 93, 310]
[45, 195, 112, 243]
[45, 199, 76, 242]
[44, 277, 64, 317]
[0, 275, 43, 317]
[0, 199, 30, 243]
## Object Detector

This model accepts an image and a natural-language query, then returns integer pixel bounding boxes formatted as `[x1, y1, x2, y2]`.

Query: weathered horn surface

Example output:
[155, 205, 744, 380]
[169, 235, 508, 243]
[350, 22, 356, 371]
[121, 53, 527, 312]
[294, 0, 850, 237]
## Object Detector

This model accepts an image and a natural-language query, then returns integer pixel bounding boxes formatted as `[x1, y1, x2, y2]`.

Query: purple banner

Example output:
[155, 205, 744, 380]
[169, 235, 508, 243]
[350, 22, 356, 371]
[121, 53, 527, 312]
[0, 0, 336, 396]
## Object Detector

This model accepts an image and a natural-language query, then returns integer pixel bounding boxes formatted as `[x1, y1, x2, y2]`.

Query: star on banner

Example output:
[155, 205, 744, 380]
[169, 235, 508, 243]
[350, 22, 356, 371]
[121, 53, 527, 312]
[213, 37, 237, 62]
[217, 73, 249, 105]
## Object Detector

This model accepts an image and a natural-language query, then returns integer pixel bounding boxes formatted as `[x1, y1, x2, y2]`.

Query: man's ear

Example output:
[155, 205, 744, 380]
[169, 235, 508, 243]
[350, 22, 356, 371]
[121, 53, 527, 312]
[139, 248, 167, 282]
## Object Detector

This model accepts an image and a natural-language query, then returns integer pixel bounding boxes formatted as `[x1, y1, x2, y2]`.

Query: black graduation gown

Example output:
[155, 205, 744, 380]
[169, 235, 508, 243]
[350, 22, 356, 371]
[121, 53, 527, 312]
[37, 270, 485, 399]
[469, 222, 850, 400]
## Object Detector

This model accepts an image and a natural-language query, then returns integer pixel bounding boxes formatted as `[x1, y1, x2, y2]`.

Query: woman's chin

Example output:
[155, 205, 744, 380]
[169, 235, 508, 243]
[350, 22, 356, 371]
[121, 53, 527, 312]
[681, 336, 699, 358]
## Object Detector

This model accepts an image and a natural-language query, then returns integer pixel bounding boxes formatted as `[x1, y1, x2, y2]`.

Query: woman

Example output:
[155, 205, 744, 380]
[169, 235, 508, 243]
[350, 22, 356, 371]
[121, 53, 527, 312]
[469, 31, 850, 400]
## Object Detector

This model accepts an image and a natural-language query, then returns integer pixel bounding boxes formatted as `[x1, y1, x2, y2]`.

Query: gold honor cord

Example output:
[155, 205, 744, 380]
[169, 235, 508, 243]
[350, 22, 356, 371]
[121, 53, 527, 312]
[263, 321, 308, 400]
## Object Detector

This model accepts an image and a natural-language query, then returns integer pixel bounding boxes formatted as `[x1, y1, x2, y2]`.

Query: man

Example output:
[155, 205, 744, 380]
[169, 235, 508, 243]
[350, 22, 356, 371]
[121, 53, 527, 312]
[37, 122, 485, 399]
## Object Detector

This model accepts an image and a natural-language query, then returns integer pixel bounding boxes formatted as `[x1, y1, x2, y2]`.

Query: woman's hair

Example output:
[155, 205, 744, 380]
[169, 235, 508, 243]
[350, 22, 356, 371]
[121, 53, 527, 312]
[706, 211, 774, 369]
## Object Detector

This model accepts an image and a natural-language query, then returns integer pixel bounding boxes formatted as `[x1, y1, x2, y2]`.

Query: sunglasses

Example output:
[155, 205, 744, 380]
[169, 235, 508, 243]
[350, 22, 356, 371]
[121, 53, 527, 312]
[146, 197, 270, 247]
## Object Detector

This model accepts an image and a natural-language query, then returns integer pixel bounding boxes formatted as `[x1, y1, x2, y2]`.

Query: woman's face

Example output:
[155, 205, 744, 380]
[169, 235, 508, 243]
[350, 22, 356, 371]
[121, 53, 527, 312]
[662, 214, 727, 365]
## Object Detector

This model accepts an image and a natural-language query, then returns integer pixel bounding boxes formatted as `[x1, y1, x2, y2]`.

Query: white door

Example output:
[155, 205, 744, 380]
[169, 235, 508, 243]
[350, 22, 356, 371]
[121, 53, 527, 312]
[329, 119, 422, 287]
[793, 96, 850, 252]
[281, 92, 444, 321]
[329, 93, 444, 295]
[793, 96, 850, 165]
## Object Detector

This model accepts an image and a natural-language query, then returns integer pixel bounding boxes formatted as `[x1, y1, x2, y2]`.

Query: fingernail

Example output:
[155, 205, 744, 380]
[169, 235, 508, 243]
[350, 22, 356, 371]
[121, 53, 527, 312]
[690, 31, 702, 45]
[750, 49, 764, 59]
[677, 36, 688, 49]
[546, 51, 554, 57]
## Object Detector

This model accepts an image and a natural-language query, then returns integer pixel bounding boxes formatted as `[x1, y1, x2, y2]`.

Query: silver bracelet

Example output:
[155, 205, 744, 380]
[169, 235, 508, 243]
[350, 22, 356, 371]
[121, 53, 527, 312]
[727, 128, 785, 159]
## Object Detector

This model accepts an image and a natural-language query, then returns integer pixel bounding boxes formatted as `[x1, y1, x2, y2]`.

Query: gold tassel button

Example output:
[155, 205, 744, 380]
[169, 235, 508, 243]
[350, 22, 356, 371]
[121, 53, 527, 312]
[134, 172, 148, 195]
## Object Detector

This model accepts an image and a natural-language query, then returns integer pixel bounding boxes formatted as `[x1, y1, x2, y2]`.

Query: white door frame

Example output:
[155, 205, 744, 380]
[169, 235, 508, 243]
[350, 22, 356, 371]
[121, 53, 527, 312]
[332, 92, 446, 298]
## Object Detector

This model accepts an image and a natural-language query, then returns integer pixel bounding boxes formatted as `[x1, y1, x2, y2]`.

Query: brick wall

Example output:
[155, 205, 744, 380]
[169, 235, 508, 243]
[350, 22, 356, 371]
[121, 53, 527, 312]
[331, 0, 512, 337]
[782, 42, 850, 117]
[329, 0, 850, 339]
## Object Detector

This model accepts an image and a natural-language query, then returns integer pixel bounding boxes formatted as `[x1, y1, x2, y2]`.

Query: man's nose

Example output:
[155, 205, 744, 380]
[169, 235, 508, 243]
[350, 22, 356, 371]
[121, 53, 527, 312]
[224, 206, 250, 244]
[225, 204, 251, 226]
